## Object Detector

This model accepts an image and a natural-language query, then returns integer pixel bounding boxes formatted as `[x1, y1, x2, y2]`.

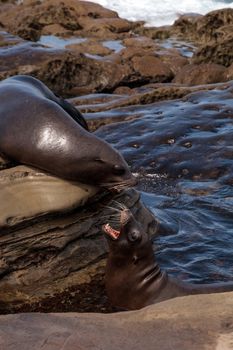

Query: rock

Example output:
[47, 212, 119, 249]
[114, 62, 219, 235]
[192, 37, 233, 67]
[131, 55, 173, 83]
[135, 25, 171, 40]
[71, 83, 226, 121]
[113, 47, 174, 85]
[157, 52, 189, 75]
[0, 292, 233, 349]
[170, 9, 233, 68]
[0, 31, 105, 95]
[0, 0, 137, 41]
[224, 63, 233, 81]
[0, 32, 130, 96]
[67, 39, 113, 56]
[173, 63, 226, 85]
[173, 9, 233, 44]
[122, 36, 158, 50]
[0, 165, 98, 228]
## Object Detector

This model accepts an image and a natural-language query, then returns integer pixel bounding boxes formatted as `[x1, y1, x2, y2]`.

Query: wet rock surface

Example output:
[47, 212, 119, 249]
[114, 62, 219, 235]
[0, 2, 232, 97]
[0, 292, 233, 350]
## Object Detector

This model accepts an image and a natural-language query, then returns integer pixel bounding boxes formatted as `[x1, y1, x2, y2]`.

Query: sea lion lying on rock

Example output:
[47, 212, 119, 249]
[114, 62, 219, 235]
[0, 75, 136, 191]
[102, 207, 233, 310]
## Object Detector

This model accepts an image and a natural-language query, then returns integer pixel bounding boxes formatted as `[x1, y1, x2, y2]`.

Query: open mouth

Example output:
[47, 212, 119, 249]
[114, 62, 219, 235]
[103, 223, 121, 240]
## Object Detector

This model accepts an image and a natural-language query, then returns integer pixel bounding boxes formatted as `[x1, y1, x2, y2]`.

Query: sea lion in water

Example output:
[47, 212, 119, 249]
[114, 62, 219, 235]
[0, 75, 136, 190]
[102, 207, 233, 310]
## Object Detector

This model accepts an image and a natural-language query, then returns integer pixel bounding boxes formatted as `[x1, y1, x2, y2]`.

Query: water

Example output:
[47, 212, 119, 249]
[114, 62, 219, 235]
[86, 0, 233, 26]
[39, 35, 86, 49]
[93, 83, 233, 285]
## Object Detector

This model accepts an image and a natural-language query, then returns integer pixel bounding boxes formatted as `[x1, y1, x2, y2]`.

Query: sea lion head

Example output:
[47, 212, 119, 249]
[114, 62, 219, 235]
[102, 207, 165, 310]
[72, 134, 137, 192]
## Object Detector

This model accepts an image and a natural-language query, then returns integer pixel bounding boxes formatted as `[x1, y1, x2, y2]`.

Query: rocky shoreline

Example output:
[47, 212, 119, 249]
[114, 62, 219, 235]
[0, 1, 232, 97]
[0, 1, 233, 348]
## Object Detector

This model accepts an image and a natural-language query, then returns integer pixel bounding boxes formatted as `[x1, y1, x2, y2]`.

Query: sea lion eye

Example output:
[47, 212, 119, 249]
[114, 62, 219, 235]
[113, 165, 125, 175]
[94, 158, 104, 163]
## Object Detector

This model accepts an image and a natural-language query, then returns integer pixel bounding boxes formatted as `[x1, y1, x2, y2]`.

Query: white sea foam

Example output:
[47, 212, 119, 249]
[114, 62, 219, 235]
[86, 0, 233, 26]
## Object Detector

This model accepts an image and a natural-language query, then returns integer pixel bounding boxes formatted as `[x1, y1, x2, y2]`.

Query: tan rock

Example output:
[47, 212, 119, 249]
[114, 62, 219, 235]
[67, 39, 113, 56]
[173, 63, 226, 85]
[0, 165, 98, 228]
[224, 63, 233, 81]
[0, 292, 233, 350]
[132, 55, 173, 82]
[0, 0, 134, 41]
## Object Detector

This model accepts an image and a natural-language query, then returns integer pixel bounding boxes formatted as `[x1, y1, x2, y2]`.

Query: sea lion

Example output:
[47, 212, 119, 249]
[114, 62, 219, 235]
[102, 207, 233, 310]
[0, 75, 136, 190]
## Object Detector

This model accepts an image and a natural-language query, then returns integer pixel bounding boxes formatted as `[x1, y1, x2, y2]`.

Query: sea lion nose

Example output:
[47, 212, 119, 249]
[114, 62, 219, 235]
[113, 164, 126, 176]
[129, 230, 142, 242]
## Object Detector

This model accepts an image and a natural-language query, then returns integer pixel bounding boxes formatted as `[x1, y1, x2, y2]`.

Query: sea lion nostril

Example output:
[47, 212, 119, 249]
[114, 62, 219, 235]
[113, 165, 125, 176]
[129, 230, 141, 242]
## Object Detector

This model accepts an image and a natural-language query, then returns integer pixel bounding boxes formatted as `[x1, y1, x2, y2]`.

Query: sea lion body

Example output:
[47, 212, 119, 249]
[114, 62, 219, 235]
[103, 209, 233, 310]
[0, 75, 135, 189]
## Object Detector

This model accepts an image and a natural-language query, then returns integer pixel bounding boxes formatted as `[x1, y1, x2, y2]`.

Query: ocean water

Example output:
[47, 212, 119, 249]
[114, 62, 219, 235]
[86, 0, 233, 26]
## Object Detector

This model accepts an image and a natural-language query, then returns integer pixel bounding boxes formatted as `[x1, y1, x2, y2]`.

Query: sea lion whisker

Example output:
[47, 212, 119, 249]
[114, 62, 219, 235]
[111, 200, 127, 210]
[104, 205, 121, 213]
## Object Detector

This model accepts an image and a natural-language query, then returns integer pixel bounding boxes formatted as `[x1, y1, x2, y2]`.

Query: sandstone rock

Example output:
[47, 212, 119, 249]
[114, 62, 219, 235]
[122, 36, 158, 49]
[224, 63, 233, 81]
[0, 32, 130, 96]
[0, 32, 99, 95]
[0, 292, 233, 350]
[41, 23, 72, 37]
[0, 165, 98, 228]
[0, 0, 136, 41]
[157, 52, 189, 75]
[131, 55, 173, 83]
[77, 17, 134, 38]
[173, 63, 226, 85]
[67, 39, 113, 56]
[135, 25, 171, 40]
[192, 37, 233, 67]
[173, 9, 233, 44]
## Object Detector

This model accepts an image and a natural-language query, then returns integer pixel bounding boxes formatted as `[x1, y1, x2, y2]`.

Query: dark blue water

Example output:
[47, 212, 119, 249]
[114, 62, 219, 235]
[94, 83, 233, 285]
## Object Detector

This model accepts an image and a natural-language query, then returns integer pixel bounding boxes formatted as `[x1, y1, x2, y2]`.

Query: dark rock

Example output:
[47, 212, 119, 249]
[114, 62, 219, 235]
[192, 37, 233, 67]
[173, 9, 233, 44]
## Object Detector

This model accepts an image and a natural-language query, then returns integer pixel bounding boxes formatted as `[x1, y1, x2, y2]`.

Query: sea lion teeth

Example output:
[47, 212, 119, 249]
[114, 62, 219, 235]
[103, 223, 121, 240]
[104, 208, 233, 310]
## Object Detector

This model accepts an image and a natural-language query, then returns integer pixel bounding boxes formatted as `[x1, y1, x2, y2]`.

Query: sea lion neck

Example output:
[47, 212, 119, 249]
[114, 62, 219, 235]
[104, 210, 169, 310]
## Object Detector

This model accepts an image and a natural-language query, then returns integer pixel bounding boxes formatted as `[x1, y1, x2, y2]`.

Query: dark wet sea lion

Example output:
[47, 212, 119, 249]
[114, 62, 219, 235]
[0, 75, 136, 190]
[102, 208, 233, 310]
